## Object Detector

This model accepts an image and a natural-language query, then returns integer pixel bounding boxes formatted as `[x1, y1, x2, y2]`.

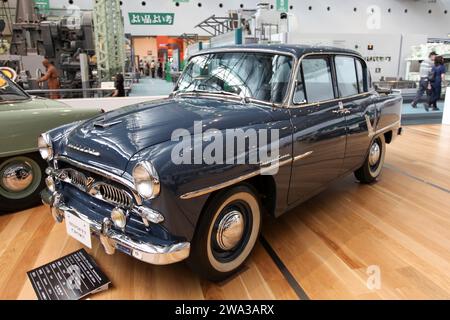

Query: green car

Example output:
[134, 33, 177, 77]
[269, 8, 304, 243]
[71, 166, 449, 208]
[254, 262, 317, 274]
[0, 71, 101, 213]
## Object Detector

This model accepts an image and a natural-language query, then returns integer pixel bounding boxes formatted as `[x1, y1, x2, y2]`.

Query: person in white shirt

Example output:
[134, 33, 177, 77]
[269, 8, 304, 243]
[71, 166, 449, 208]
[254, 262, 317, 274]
[150, 60, 156, 78]
[411, 51, 436, 109]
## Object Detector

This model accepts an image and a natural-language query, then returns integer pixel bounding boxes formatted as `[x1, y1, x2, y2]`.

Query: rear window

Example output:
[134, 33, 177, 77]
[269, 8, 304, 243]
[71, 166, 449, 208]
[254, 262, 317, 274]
[294, 57, 335, 104]
[335, 56, 359, 97]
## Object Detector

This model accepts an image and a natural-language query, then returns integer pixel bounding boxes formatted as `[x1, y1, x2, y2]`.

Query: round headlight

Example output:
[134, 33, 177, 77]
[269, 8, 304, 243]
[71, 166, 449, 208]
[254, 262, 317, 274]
[38, 133, 53, 161]
[132, 161, 160, 199]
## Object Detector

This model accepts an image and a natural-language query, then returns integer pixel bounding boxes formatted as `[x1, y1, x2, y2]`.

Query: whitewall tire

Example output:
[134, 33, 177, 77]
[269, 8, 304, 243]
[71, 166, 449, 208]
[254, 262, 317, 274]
[188, 184, 261, 281]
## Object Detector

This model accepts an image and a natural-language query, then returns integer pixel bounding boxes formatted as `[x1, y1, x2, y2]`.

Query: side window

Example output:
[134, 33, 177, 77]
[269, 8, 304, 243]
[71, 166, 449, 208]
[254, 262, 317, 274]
[335, 56, 359, 97]
[294, 57, 335, 104]
[355, 58, 368, 93]
[293, 65, 306, 103]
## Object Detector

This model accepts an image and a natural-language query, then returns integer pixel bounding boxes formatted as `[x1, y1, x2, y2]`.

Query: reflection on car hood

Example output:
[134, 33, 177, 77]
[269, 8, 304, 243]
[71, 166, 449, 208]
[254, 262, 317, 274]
[61, 97, 276, 173]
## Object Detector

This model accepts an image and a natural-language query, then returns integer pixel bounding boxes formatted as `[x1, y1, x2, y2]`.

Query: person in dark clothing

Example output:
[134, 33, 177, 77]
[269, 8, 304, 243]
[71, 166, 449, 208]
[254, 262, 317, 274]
[429, 56, 447, 111]
[112, 73, 125, 97]
[157, 60, 163, 78]
[411, 52, 436, 109]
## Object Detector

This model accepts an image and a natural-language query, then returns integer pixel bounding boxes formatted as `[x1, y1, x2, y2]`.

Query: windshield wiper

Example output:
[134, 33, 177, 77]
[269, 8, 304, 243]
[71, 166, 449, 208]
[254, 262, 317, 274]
[174, 89, 246, 101]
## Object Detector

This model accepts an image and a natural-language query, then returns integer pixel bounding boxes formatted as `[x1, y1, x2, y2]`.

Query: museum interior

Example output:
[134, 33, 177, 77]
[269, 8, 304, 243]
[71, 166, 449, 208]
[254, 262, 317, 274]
[0, 0, 449, 302]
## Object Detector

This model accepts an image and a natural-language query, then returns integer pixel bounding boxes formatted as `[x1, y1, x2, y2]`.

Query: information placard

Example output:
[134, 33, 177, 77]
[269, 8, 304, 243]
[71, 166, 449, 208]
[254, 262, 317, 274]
[27, 249, 111, 300]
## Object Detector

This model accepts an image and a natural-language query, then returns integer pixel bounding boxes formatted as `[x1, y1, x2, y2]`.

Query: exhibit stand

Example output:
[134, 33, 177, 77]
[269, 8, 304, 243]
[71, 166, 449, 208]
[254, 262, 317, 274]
[443, 87, 450, 125]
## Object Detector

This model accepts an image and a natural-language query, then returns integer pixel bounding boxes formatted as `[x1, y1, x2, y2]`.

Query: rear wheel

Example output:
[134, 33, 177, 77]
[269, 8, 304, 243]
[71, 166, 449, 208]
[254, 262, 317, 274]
[0, 153, 46, 214]
[188, 184, 261, 282]
[354, 135, 386, 184]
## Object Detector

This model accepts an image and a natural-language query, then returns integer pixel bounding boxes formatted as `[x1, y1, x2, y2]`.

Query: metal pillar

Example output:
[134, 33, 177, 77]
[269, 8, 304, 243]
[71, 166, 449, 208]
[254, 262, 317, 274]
[15, 0, 39, 23]
[93, 0, 125, 82]
[79, 53, 90, 98]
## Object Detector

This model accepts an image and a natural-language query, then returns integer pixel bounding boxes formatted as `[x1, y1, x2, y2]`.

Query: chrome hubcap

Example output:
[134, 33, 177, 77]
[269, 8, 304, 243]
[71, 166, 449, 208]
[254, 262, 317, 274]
[1, 161, 34, 192]
[216, 210, 245, 251]
[369, 142, 381, 166]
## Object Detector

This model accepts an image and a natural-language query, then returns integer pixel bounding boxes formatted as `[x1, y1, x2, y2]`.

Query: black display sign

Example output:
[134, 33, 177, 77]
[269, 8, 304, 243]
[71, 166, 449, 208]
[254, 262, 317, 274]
[27, 249, 111, 300]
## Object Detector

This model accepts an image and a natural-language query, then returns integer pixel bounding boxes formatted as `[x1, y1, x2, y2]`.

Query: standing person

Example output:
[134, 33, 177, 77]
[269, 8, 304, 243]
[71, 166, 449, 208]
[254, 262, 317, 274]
[145, 61, 150, 76]
[429, 55, 447, 111]
[150, 60, 156, 78]
[411, 51, 437, 109]
[112, 73, 125, 97]
[157, 60, 163, 78]
[139, 59, 145, 75]
[38, 59, 61, 99]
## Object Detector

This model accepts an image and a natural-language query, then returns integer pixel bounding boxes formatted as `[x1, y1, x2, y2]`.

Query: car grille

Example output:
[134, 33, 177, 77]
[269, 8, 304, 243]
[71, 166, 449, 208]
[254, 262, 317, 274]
[65, 169, 88, 190]
[95, 183, 133, 208]
[56, 165, 134, 208]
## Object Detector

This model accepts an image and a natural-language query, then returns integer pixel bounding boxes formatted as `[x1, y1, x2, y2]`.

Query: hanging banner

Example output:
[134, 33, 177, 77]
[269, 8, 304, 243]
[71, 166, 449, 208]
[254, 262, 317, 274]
[276, 0, 289, 12]
[128, 13, 175, 25]
[34, 0, 50, 14]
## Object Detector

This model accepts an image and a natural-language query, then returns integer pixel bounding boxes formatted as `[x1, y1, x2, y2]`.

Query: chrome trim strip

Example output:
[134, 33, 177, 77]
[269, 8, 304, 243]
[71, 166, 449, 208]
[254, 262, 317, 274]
[259, 154, 291, 167]
[67, 143, 100, 157]
[180, 157, 293, 200]
[50, 201, 189, 265]
[180, 170, 262, 200]
[55, 155, 142, 205]
[293, 151, 314, 162]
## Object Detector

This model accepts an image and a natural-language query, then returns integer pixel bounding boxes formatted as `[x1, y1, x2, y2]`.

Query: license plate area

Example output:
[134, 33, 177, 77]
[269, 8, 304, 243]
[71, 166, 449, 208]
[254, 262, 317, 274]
[64, 211, 92, 249]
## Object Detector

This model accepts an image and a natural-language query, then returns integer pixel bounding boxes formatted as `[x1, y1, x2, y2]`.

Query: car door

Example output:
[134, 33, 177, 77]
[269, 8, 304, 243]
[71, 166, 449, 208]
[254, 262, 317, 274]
[334, 55, 378, 173]
[288, 55, 347, 205]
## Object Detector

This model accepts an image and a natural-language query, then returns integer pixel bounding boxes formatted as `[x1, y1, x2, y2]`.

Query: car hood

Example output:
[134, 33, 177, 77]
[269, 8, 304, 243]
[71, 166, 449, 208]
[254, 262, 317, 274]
[61, 97, 276, 173]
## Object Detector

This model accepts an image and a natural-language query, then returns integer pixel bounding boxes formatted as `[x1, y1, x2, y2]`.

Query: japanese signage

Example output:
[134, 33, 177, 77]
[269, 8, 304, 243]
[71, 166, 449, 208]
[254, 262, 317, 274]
[34, 0, 50, 14]
[129, 12, 175, 25]
[276, 0, 289, 12]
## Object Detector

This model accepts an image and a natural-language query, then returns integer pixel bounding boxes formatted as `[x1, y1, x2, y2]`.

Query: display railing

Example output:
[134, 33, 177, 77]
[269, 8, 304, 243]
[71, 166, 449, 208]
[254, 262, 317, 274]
[25, 87, 131, 99]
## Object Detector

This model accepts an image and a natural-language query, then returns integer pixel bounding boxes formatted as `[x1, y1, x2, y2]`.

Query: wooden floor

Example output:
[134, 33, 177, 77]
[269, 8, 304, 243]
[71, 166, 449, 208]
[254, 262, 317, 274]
[1, 124, 450, 300]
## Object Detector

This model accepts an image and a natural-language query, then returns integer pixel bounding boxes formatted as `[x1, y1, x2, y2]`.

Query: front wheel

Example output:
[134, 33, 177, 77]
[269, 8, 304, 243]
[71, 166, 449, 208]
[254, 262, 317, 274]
[0, 153, 46, 214]
[354, 135, 386, 184]
[188, 184, 261, 282]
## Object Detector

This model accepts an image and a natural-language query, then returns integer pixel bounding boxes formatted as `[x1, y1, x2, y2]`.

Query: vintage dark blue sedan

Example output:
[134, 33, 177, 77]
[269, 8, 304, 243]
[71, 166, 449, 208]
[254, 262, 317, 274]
[40, 45, 402, 281]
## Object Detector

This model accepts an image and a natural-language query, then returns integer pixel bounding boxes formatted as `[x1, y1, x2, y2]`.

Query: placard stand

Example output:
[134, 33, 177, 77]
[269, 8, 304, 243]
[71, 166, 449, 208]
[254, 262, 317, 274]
[27, 249, 111, 300]
[443, 87, 450, 125]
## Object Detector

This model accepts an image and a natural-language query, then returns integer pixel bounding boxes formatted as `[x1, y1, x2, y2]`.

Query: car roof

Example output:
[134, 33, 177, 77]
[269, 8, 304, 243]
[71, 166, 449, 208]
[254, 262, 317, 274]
[192, 44, 361, 59]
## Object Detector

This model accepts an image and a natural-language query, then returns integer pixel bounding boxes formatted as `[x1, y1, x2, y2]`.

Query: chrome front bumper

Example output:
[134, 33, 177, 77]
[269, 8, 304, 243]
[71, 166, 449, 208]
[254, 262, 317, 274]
[42, 190, 190, 265]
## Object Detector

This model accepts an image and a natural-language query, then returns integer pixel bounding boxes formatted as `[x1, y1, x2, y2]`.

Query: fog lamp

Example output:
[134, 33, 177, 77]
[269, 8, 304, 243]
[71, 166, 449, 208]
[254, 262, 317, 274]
[45, 176, 55, 192]
[111, 207, 127, 229]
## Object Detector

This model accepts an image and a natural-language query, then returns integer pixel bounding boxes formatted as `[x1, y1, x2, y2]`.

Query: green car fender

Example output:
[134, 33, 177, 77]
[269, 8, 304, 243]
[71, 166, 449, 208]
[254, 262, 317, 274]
[0, 97, 101, 158]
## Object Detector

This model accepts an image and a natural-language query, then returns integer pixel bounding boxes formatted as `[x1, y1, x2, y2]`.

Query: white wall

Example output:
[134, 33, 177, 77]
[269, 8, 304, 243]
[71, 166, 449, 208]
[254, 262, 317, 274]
[47, 0, 450, 37]
[288, 32, 429, 81]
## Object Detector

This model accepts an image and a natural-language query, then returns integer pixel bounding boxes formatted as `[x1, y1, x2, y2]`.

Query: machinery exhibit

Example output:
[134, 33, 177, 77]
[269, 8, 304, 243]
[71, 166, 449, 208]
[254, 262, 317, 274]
[0, 0, 449, 307]
[0, 0, 126, 95]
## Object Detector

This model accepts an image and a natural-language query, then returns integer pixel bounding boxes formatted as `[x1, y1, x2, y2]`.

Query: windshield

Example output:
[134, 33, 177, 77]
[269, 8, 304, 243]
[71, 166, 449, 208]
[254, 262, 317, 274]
[175, 52, 293, 104]
[0, 71, 29, 102]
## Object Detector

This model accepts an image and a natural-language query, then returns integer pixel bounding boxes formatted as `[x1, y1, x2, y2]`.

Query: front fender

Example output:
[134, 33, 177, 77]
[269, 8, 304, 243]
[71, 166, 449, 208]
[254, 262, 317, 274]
[127, 119, 293, 241]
